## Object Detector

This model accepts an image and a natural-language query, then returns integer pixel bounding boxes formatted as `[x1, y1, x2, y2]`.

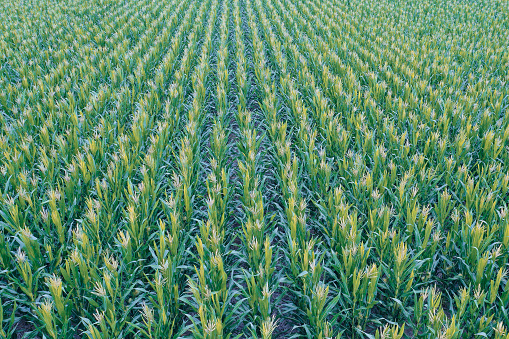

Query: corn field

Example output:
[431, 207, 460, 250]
[0, 0, 509, 337]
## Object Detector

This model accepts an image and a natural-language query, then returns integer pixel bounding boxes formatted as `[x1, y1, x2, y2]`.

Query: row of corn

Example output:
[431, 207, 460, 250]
[233, 0, 277, 336]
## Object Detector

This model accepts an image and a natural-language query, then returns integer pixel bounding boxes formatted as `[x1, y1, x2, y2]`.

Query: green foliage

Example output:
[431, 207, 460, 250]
[0, 0, 508, 337]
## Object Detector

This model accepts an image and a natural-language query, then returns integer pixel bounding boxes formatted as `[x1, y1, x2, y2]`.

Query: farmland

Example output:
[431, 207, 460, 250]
[1, 0, 509, 337]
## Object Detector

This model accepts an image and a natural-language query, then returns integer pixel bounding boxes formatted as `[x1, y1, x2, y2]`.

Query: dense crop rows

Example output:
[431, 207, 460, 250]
[1, 0, 509, 337]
